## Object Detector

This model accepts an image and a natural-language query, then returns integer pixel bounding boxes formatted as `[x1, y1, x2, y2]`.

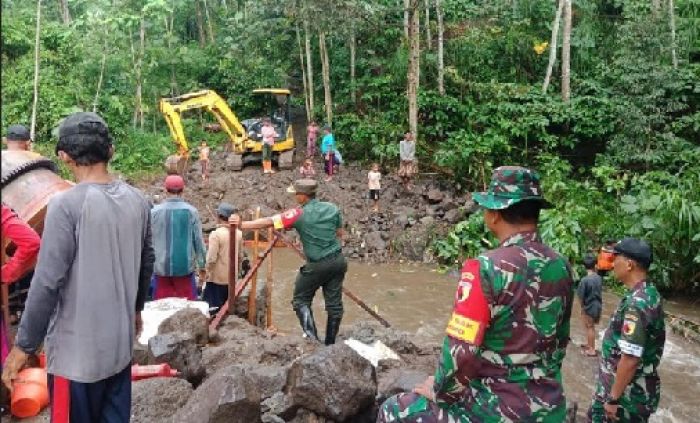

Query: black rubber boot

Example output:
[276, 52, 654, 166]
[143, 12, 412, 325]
[324, 316, 342, 345]
[295, 305, 319, 341]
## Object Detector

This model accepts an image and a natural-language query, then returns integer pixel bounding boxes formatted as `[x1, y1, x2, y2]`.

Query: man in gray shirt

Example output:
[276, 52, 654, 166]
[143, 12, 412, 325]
[398, 131, 417, 190]
[2, 112, 154, 422]
[578, 254, 603, 357]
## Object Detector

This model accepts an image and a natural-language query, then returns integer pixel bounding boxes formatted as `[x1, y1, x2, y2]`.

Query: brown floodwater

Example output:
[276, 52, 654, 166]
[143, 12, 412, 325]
[262, 248, 700, 422]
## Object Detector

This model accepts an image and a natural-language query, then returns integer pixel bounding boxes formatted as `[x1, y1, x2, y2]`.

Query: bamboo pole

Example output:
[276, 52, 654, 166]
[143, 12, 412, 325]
[247, 208, 260, 324]
[227, 219, 239, 315]
[266, 227, 273, 328]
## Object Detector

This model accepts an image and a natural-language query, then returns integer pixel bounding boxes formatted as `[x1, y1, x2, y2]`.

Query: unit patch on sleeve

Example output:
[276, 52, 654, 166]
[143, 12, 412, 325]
[272, 207, 303, 230]
[445, 259, 490, 345]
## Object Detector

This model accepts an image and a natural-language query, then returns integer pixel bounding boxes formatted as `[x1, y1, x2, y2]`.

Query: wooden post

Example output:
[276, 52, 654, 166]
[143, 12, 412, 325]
[266, 227, 274, 328]
[227, 219, 239, 315]
[247, 208, 260, 324]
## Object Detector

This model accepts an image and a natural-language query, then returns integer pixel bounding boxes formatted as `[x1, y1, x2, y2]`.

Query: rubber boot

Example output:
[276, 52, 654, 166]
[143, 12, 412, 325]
[295, 305, 319, 341]
[324, 316, 342, 345]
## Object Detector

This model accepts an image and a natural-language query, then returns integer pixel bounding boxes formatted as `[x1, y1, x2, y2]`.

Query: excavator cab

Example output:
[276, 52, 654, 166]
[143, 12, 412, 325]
[158, 89, 295, 172]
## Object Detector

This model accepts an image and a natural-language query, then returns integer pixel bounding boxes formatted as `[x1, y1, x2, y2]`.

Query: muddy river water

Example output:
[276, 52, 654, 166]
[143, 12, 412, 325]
[263, 248, 700, 422]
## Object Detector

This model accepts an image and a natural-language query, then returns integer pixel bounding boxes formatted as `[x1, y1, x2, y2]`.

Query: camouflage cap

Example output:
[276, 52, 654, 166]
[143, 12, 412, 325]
[472, 166, 552, 210]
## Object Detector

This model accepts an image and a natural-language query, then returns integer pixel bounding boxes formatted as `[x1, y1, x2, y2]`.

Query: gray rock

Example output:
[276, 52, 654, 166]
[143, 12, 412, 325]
[286, 343, 377, 421]
[148, 332, 206, 386]
[341, 321, 421, 355]
[175, 365, 261, 423]
[377, 369, 429, 402]
[444, 208, 464, 224]
[364, 231, 387, 252]
[232, 279, 268, 328]
[133, 342, 149, 365]
[158, 307, 209, 345]
[132, 377, 193, 423]
[420, 216, 435, 226]
[426, 189, 444, 204]
[395, 213, 409, 228]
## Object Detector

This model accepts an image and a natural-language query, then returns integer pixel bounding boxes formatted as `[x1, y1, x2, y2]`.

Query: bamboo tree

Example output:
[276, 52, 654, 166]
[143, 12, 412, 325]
[93, 40, 108, 112]
[543, 0, 564, 93]
[203, 0, 215, 43]
[668, 0, 678, 68]
[424, 0, 431, 50]
[319, 31, 333, 126]
[30, 0, 42, 141]
[407, 0, 420, 136]
[195, 0, 206, 47]
[349, 27, 356, 106]
[403, 0, 409, 39]
[296, 23, 311, 119]
[304, 18, 315, 117]
[436, 0, 444, 95]
[561, 0, 572, 103]
[58, 0, 71, 24]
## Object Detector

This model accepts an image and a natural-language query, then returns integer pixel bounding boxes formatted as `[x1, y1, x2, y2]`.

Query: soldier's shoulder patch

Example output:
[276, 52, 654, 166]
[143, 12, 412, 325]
[272, 207, 303, 230]
[622, 320, 636, 336]
[446, 259, 490, 346]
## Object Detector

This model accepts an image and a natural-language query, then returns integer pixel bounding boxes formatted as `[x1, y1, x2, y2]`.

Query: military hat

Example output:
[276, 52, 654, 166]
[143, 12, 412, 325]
[216, 202, 237, 219]
[613, 237, 652, 269]
[472, 166, 552, 210]
[6, 124, 31, 141]
[286, 179, 317, 196]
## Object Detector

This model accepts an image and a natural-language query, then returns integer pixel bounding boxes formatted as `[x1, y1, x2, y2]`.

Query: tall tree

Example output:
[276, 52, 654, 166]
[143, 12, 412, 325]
[195, 0, 206, 47]
[424, 0, 431, 50]
[319, 31, 333, 125]
[30, 0, 42, 141]
[203, 0, 215, 43]
[407, 0, 420, 136]
[403, 0, 409, 39]
[436, 0, 444, 95]
[130, 17, 146, 128]
[668, 0, 678, 68]
[296, 23, 311, 119]
[304, 19, 315, 118]
[349, 27, 357, 106]
[58, 0, 71, 24]
[561, 0, 572, 103]
[543, 0, 564, 93]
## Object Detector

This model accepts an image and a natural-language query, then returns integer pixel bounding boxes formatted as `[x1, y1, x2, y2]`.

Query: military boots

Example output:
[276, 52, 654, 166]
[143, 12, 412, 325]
[295, 305, 319, 341]
[324, 316, 342, 345]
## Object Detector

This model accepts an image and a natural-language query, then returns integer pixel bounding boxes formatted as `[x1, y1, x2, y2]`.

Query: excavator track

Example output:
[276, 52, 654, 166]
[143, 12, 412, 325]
[1, 158, 58, 189]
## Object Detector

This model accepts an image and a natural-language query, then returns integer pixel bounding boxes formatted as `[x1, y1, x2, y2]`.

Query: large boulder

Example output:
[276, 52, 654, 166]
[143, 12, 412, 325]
[364, 231, 387, 252]
[426, 189, 444, 204]
[232, 279, 268, 328]
[286, 343, 377, 421]
[148, 332, 206, 386]
[158, 307, 209, 345]
[131, 377, 193, 423]
[175, 365, 262, 423]
[377, 369, 430, 402]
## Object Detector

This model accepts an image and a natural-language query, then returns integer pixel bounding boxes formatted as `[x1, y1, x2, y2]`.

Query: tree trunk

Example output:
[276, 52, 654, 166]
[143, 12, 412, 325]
[350, 30, 356, 106]
[296, 24, 310, 120]
[403, 0, 409, 39]
[203, 0, 215, 43]
[668, 0, 678, 69]
[165, 14, 178, 96]
[407, 0, 420, 137]
[543, 0, 564, 93]
[561, 0, 572, 103]
[319, 32, 333, 126]
[132, 19, 146, 129]
[58, 0, 71, 24]
[436, 0, 444, 95]
[304, 19, 315, 118]
[652, 0, 661, 18]
[93, 43, 107, 112]
[195, 0, 206, 47]
[424, 0, 431, 50]
[30, 0, 41, 141]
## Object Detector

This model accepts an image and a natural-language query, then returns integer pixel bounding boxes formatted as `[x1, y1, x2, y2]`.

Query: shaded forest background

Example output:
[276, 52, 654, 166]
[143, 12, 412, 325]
[2, 0, 699, 293]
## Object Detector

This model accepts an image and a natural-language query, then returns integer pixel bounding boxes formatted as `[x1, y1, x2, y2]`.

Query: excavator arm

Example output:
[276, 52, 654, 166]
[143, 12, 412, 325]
[158, 90, 247, 156]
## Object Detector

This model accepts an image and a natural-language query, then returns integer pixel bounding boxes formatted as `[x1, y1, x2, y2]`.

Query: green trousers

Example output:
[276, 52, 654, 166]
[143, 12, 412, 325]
[292, 253, 347, 319]
[262, 143, 272, 161]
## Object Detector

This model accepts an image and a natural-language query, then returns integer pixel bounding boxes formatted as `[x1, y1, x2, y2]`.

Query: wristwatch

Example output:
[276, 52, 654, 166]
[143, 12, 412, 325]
[606, 395, 620, 405]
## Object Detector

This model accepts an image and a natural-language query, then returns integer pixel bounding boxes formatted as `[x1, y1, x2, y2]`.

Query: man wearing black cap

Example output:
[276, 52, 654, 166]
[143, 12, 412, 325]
[3, 124, 32, 151]
[231, 178, 347, 345]
[2, 112, 154, 422]
[589, 237, 666, 422]
[202, 202, 243, 312]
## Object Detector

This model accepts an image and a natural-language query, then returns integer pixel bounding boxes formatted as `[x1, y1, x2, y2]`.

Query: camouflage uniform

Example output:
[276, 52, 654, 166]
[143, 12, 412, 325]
[588, 281, 665, 422]
[378, 167, 575, 423]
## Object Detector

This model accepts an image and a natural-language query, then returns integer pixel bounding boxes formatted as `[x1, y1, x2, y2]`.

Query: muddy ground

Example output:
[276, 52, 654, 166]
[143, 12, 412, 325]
[136, 149, 476, 264]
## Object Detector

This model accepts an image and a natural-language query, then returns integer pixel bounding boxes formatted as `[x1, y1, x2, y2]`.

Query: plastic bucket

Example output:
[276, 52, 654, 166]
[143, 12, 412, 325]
[10, 368, 49, 418]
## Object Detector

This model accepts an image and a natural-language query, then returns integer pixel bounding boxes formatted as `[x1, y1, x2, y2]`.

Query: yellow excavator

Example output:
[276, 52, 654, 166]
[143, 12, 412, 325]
[159, 89, 295, 171]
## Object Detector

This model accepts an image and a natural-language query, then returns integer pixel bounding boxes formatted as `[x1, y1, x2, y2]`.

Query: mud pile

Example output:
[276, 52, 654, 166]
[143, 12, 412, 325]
[137, 151, 476, 264]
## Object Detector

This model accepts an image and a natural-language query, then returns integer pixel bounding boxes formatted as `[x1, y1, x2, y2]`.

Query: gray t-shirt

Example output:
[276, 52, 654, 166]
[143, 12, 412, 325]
[577, 273, 603, 318]
[400, 140, 415, 161]
[16, 180, 154, 383]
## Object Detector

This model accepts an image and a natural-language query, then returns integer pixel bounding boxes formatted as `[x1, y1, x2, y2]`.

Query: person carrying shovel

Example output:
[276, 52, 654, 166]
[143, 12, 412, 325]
[230, 179, 347, 345]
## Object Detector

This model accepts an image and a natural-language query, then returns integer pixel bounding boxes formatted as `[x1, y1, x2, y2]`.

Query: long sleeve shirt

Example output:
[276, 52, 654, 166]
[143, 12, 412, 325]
[151, 198, 206, 277]
[1, 205, 41, 284]
[15, 181, 154, 383]
[399, 140, 416, 161]
[205, 225, 243, 285]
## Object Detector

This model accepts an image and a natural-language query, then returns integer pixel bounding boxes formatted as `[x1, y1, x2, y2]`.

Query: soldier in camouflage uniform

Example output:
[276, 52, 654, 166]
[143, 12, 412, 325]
[377, 166, 574, 423]
[588, 238, 665, 422]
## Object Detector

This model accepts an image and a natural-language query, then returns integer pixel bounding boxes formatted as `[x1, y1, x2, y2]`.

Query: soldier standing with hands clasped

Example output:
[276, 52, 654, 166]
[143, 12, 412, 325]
[377, 166, 574, 422]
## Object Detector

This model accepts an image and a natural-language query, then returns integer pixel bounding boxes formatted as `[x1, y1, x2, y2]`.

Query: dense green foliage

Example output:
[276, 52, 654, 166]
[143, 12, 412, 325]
[2, 0, 699, 292]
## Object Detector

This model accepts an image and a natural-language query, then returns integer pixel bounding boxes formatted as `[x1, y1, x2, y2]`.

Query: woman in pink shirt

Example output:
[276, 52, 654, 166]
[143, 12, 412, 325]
[260, 118, 278, 174]
[306, 120, 319, 157]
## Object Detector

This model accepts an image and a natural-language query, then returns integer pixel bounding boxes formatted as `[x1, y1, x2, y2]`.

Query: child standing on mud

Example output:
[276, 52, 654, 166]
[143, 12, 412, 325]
[261, 118, 278, 174]
[321, 126, 336, 182]
[198, 141, 210, 181]
[368, 163, 382, 213]
[306, 120, 319, 157]
[299, 158, 316, 178]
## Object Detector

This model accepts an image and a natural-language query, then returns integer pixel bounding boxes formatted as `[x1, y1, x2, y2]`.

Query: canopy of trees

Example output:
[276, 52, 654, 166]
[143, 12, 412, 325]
[2, 0, 699, 293]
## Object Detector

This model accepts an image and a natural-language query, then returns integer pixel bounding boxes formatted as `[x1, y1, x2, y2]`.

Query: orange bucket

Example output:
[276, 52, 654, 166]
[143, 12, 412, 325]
[11, 368, 49, 418]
